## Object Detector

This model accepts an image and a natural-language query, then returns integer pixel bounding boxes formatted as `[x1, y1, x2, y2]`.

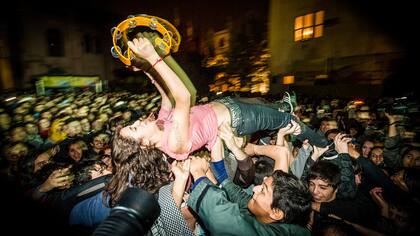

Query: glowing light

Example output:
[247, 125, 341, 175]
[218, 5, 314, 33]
[283, 75, 295, 84]
[354, 100, 364, 105]
[5, 97, 16, 102]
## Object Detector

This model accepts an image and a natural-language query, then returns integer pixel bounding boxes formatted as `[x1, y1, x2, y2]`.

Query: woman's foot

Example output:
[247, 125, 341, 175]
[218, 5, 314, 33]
[292, 117, 329, 147]
[277, 91, 297, 113]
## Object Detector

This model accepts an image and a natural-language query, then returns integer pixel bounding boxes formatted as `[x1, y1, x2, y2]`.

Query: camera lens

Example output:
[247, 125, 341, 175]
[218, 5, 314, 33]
[92, 188, 160, 236]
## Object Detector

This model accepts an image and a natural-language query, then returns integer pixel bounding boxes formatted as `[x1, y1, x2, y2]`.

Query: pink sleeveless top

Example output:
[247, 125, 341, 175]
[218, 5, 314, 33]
[157, 104, 218, 160]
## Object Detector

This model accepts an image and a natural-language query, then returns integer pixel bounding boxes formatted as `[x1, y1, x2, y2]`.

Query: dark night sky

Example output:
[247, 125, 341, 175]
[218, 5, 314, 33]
[9, 0, 269, 33]
[3, 0, 418, 95]
[8, 0, 417, 51]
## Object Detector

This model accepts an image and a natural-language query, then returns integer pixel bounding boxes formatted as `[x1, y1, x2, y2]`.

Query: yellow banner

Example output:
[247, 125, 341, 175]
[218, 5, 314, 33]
[40, 76, 99, 87]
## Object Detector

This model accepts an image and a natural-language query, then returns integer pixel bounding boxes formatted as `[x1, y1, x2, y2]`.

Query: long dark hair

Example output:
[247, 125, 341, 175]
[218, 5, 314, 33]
[105, 129, 171, 207]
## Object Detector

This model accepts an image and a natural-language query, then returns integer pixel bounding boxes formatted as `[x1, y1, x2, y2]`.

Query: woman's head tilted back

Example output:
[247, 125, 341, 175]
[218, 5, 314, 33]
[106, 130, 171, 207]
[119, 113, 161, 148]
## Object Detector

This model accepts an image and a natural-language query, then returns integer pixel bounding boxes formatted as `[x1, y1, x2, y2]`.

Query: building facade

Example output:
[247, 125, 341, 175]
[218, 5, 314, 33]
[269, 0, 410, 97]
[1, 2, 116, 92]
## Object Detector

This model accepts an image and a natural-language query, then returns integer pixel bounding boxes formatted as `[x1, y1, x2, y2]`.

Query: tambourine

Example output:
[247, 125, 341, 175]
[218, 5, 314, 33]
[111, 14, 181, 66]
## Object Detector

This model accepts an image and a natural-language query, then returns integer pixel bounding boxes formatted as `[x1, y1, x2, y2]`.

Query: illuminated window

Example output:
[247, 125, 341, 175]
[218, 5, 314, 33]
[294, 10, 324, 41]
[283, 75, 295, 84]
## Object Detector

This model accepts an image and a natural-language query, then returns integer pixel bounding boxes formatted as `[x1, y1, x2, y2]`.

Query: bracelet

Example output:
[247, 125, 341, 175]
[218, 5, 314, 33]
[145, 57, 163, 72]
[152, 57, 163, 68]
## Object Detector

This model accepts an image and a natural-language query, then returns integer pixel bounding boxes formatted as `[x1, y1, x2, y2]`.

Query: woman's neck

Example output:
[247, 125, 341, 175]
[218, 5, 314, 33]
[151, 129, 164, 148]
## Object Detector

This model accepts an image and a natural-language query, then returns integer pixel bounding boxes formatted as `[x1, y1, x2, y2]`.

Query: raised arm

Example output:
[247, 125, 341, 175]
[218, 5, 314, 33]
[243, 122, 299, 173]
[144, 71, 172, 111]
[383, 112, 403, 169]
[129, 37, 191, 154]
[218, 122, 255, 187]
[171, 159, 191, 208]
[138, 32, 197, 106]
[333, 133, 357, 200]
[163, 55, 197, 106]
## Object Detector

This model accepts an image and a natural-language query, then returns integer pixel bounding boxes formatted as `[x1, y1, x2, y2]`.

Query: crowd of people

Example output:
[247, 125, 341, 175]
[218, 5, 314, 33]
[0, 36, 419, 236]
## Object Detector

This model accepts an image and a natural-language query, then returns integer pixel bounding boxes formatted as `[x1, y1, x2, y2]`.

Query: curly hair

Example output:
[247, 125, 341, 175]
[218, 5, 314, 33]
[105, 130, 171, 207]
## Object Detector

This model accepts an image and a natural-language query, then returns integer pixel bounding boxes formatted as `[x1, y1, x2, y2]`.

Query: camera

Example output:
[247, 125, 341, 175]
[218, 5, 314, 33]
[92, 188, 160, 236]
[377, 97, 412, 115]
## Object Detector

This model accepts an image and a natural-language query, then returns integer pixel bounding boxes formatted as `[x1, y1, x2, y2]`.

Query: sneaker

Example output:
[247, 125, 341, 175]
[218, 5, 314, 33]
[292, 117, 329, 148]
[277, 91, 296, 113]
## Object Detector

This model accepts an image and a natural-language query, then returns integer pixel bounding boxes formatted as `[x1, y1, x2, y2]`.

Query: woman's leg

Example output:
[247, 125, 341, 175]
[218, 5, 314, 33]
[218, 97, 291, 135]
[216, 97, 329, 147]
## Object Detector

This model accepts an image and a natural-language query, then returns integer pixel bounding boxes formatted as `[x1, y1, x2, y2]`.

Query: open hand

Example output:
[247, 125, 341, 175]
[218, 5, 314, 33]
[137, 32, 168, 57]
[40, 167, 73, 192]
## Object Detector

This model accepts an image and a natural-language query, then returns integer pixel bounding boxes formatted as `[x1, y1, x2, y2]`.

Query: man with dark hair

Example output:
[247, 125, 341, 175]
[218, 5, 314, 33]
[308, 160, 341, 203]
[68, 160, 112, 226]
[325, 128, 340, 141]
[308, 160, 377, 231]
[254, 159, 274, 185]
[73, 160, 110, 186]
[187, 156, 311, 235]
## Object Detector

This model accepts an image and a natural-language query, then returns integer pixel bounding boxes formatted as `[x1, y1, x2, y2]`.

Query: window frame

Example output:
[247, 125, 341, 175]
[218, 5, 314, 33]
[294, 10, 324, 42]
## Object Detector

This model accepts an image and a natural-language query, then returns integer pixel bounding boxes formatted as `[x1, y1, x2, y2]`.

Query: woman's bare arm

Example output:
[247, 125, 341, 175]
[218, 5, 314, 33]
[129, 37, 191, 153]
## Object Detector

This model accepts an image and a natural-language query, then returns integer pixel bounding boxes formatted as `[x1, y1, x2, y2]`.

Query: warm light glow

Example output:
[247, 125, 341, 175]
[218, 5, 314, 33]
[303, 28, 313, 39]
[294, 29, 302, 41]
[221, 84, 228, 92]
[294, 10, 324, 41]
[314, 25, 323, 38]
[216, 72, 226, 79]
[295, 16, 303, 29]
[207, 28, 270, 95]
[354, 100, 364, 105]
[315, 11, 324, 25]
[304, 14, 314, 27]
[283, 75, 295, 84]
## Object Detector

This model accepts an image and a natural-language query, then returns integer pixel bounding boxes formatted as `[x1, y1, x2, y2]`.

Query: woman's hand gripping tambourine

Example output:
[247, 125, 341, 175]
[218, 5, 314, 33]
[111, 14, 181, 66]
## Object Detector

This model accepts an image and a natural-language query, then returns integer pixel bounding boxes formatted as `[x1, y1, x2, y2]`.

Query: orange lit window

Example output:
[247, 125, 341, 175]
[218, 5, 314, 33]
[294, 10, 324, 41]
